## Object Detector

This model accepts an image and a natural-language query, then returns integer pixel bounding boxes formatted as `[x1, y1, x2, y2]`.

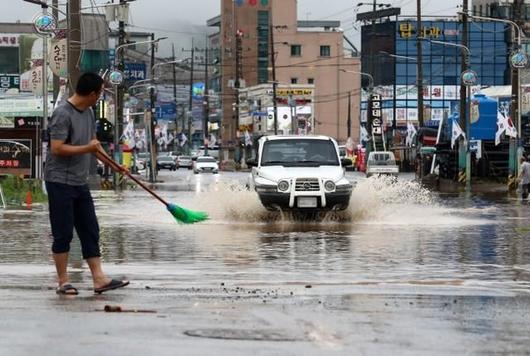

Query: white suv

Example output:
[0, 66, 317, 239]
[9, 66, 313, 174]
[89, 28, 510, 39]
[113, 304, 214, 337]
[247, 135, 353, 211]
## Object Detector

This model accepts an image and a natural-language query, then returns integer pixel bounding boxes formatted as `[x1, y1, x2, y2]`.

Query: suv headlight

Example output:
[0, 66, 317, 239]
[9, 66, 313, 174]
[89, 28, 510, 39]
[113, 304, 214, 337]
[324, 180, 336, 192]
[278, 180, 290, 192]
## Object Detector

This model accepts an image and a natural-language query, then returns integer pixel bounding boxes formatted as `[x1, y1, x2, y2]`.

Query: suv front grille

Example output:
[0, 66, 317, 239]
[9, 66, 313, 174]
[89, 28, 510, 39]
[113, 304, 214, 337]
[295, 178, 320, 191]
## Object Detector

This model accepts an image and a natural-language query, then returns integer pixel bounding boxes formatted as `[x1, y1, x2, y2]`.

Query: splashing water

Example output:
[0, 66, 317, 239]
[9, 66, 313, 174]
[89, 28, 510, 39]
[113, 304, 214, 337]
[195, 175, 487, 227]
[96, 175, 488, 227]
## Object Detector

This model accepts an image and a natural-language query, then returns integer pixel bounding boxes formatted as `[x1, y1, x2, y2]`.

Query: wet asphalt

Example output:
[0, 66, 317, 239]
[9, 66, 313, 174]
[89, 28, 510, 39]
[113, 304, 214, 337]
[1, 170, 530, 355]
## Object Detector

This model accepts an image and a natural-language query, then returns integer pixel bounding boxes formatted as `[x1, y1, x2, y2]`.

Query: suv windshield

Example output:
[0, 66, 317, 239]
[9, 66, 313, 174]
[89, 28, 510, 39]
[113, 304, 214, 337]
[179, 156, 191, 160]
[261, 139, 339, 167]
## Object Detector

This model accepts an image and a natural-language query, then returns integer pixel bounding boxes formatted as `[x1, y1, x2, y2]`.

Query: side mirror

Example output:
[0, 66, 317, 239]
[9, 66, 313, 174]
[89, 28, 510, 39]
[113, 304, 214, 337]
[246, 158, 257, 167]
[341, 158, 352, 167]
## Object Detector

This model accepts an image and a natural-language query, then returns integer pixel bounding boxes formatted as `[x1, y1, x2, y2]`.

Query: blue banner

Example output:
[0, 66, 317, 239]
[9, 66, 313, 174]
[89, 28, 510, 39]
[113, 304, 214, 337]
[124, 63, 146, 82]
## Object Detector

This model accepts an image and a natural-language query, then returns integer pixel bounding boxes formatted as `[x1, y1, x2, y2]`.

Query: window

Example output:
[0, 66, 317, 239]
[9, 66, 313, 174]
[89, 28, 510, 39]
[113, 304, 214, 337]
[308, 78, 314, 84]
[291, 78, 298, 84]
[290, 45, 301, 57]
[320, 45, 331, 57]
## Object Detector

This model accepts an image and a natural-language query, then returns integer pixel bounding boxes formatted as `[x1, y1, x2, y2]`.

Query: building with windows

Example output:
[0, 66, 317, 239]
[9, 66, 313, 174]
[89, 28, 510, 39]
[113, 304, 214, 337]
[361, 18, 510, 130]
[208, 0, 360, 161]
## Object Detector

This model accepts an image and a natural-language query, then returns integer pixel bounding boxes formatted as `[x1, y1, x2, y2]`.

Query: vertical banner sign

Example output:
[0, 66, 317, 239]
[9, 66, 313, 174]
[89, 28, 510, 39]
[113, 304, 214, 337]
[30, 66, 43, 95]
[368, 93, 383, 135]
[49, 38, 68, 78]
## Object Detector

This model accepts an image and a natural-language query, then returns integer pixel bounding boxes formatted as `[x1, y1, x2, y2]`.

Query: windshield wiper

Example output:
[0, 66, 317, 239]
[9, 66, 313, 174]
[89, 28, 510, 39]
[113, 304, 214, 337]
[263, 160, 287, 166]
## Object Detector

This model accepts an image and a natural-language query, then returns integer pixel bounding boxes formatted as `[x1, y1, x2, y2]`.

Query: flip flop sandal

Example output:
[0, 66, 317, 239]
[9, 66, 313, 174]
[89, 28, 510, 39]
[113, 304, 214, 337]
[94, 279, 129, 294]
[56, 284, 79, 295]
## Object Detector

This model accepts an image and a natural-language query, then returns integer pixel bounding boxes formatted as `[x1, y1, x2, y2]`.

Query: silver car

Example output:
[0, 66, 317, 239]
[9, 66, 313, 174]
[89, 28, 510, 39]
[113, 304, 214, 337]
[176, 155, 193, 170]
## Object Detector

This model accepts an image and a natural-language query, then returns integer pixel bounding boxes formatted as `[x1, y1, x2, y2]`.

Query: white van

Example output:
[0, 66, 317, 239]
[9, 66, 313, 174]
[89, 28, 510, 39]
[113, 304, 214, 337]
[247, 135, 353, 211]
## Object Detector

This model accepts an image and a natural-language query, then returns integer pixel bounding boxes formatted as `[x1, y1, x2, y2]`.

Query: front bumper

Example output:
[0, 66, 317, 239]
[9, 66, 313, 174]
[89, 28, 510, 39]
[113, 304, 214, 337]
[195, 167, 218, 173]
[255, 181, 352, 211]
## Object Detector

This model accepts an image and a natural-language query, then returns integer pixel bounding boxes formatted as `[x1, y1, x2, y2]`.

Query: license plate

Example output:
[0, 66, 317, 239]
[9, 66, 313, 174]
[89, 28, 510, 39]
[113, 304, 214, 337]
[297, 197, 317, 208]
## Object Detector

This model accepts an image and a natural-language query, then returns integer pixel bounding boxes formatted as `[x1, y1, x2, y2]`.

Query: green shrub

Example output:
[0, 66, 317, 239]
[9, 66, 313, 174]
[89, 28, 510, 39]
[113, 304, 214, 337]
[0, 175, 47, 206]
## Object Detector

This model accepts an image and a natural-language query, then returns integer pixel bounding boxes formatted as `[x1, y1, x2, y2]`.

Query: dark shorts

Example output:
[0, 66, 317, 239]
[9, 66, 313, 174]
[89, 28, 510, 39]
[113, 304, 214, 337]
[45, 181, 100, 259]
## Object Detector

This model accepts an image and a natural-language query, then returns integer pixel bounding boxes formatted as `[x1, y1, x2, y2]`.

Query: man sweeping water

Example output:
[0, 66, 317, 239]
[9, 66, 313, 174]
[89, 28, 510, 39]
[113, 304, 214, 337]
[44, 72, 129, 295]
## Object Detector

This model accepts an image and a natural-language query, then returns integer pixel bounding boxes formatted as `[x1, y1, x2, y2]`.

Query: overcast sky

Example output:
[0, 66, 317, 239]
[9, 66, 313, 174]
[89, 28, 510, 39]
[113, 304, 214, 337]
[2, 0, 462, 55]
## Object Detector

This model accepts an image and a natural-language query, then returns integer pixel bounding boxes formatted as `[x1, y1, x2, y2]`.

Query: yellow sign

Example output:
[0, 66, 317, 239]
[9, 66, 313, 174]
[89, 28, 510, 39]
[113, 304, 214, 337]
[277, 89, 313, 96]
[399, 23, 442, 39]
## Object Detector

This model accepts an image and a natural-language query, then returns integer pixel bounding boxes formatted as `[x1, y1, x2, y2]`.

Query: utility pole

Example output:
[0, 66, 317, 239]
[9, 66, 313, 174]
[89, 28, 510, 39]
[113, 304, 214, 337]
[188, 44, 195, 155]
[52, 0, 59, 102]
[270, 25, 278, 135]
[235, 29, 243, 162]
[459, 0, 469, 132]
[510, 0, 524, 180]
[347, 91, 352, 138]
[113, 0, 126, 189]
[459, 0, 469, 185]
[67, 0, 81, 94]
[204, 45, 210, 156]
[416, 0, 424, 127]
[149, 32, 157, 183]
[172, 44, 178, 152]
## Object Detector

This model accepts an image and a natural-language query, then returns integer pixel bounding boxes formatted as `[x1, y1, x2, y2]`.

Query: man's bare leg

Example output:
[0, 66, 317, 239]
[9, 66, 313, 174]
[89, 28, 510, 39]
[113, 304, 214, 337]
[53, 252, 70, 286]
[86, 257, 111, 290]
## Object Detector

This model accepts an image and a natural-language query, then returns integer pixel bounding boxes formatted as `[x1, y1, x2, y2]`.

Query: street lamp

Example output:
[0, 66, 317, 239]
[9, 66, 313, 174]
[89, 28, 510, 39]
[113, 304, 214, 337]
[379, 51, 417, 62]
[340, 69, 374, 91]
[426, 38, 473, 192]
[22, 0, 67, 16]
[152, 59, 189, 72]
[114, 37, 167, 67]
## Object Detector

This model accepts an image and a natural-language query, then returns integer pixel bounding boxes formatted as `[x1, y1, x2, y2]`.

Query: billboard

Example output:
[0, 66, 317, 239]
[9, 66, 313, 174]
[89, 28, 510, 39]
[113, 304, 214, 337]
[0, 139, 32, 176]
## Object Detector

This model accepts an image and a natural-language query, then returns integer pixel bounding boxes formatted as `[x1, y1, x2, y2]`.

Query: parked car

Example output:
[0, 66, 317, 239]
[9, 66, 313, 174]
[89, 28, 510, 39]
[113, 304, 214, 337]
[365, 151, 399, 178]
[156, 156, 177, 171]
[193, 156, 219, 174]
[246, 135, 353, 211]
[176, 155, 193, 169]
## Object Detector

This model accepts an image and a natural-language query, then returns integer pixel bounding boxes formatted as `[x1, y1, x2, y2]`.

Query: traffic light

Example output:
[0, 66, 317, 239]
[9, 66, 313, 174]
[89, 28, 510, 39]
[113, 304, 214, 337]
[96, 118, 114, 142]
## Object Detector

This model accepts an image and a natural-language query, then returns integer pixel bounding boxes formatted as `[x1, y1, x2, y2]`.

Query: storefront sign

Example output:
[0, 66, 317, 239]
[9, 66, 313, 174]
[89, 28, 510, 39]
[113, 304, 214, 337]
[0, 35, 19, 47]
[0, 117, 15, 128]
[124, 62, 146, 82]
[368, 94, 383, 134]
[399, 23, 442, 39]
[276, 89, 313, 96]
[0, 74, 20, 93]
[14, 117, 40, 129]
[0, 139, 32, 175]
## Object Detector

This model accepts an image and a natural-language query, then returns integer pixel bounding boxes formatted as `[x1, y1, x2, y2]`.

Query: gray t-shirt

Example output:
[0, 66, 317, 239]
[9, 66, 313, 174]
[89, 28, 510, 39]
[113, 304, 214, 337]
[521, 161, 530, 185]
[44, 101, 96, 186]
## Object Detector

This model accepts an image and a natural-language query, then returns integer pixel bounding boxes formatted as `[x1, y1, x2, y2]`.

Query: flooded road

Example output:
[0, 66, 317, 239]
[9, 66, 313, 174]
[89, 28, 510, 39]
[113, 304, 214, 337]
[1, 171, 530, 355]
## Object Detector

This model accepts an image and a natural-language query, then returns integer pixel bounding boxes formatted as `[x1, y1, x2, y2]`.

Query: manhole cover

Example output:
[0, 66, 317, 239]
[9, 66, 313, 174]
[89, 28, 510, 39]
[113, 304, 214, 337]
[184, 328, 304, 342]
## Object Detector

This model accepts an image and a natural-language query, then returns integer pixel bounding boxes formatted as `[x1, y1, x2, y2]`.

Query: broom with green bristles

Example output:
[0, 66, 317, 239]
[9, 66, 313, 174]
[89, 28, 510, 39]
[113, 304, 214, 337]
[97, 148, 208, 224]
